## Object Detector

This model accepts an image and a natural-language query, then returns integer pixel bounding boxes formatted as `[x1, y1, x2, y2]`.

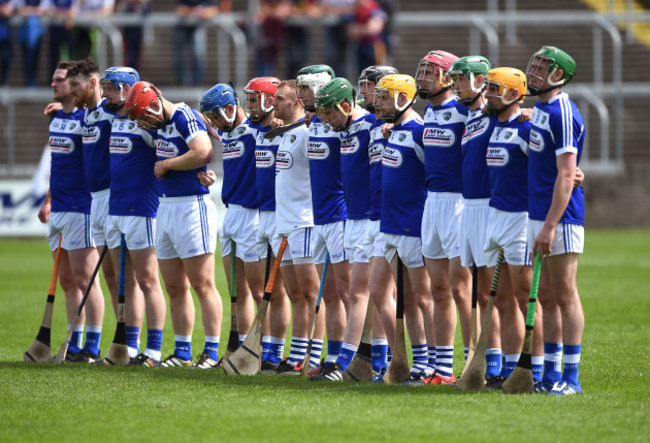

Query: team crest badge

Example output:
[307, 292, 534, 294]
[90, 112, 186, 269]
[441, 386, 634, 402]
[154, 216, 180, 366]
[238, 127, 245, 135]
[69, 123, 76, 130]
[541, 116, 547, 124]
[168, 126, 173, 134]
[129, 122, 135, 130]
[505, 132, 512, 140]
[443, 112, 452, 121]
[290, 135, 296, 143]
[398, 133, 406, 142]
[94, 111, 100, 120]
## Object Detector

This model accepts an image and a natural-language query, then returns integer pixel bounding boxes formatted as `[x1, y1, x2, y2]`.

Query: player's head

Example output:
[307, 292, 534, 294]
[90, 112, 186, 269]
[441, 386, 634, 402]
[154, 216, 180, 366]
[484, 67, 527, 116]
[66, 57, 101, 108]
[124, 81, 166, 130]
[243, 76, 281, 123]
[449, 56, 491, 106]
[375, 74, 417, 123]
[273, 79, 300, 122]
[200, 83, 239, 132]
[52, 60, 77, 103]
[296, 64, 335, 112]
[100, 66, 140, 111]
[526, 46, 576, 96]
[314, 77, 356, 131]
[358, 65, 399, 113]
[415, 50, 458, 100]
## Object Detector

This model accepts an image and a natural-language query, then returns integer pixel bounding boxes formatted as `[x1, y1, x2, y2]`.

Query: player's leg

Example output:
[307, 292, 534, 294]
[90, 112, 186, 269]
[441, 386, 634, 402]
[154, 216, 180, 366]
[108, 246, 143, 357]
[477, 265, 502, 379]
[369, 255, 396, 351]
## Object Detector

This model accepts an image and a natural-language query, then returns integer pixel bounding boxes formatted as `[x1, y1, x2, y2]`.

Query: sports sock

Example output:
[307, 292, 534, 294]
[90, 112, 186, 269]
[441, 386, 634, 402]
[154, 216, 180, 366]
[287, 336, 308, 367]
[411, 344, 428, 373]
[562, 344, 581, 386]
[502, 353, 520, 379]
[434, 346, 454, 378]
[69, 324, 84, 354]
[386, 347, 393, 364]
[83, 325, 102, 356]
[427, 346, 436, 369]
[327, 340, 342, 363]
[174, 334, 192, 361]
[336, 342, 358, 371]
[270, 336, 286, 362]
[262, 335, 272, 361]
[532, 355, 544, 382]
[144, 329, 163, 361]
[485, 348, 502, 378]
[464, 346, 469, 362]
[239, 334, 247, 346]
[309, 339, 323, 369]
[371, 339, 388, 372]
[204, 335, 220, 361]
[126, 326, 140, 358]
[543, 342, 563, 385]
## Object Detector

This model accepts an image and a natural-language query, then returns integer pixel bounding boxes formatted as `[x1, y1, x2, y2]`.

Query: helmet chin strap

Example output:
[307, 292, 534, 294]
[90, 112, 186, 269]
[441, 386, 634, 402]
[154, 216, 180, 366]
[528, 84, 560, 96]
[417, 85, 450, 100]
[459, 92, 482, 107]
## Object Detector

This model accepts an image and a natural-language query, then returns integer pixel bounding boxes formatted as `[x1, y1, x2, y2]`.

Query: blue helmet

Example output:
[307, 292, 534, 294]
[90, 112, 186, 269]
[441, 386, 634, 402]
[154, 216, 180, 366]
[101, 67, 140, 101]
[200, 84, 239, 131]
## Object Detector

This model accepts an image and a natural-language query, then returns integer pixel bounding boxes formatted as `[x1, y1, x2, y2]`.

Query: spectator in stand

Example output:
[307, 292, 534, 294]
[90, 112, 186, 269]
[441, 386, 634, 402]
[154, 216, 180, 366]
[117, 0, 150, 72]
[320, 0, 354, 77]
[16, 0, 46, 88]
[75, 0, 115, 60]
[0, 0, 14, 86]
[286, 0, 318, 77]
[347, 0, 386, 76]
[375, 0, 395, 63]
[47, 0, 77, 78]
[254, 0, 289, 77]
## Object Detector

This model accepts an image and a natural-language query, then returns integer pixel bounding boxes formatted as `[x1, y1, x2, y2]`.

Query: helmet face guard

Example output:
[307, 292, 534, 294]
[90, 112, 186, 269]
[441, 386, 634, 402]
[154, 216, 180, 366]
[296, 70, 334, 112]
[375, 74, 417, 123]
[415, 51, 457, 100]
[100, 67, 140, 102]
[526, 46, 576, 95]
[243, 76, 280, 123]
[485, 67, 527, 116]
[315, 102, 352, 131]
[124, 81, 165, 130]
[358, 65, 399, 112]
[200, 84, 239, 132]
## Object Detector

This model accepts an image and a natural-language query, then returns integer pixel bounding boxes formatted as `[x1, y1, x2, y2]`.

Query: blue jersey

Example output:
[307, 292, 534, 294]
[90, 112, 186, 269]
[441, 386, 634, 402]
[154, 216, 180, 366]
[219, 120, 259, 208]
[108, 115, 159, 217]
[155, 104, 209, 198]
[82, 100, 117, 192]
[255, 125, 280, 211]
[368, 118, 386, 221]
[487, 112, 531, 213]
[48, 109, 90, 213]
[340, 112, 373, 220]
[307, 115, 347, 225]
[461, 108, 496, 200]
[528, 93, 585, 225]
[381, 116, 426, 237]
[422, 98, 468, 193]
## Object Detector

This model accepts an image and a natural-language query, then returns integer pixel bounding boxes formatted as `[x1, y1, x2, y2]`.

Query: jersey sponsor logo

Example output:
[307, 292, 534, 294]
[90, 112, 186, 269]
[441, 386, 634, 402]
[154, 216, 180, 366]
[109, 136, 133, 154]
[462, 117, 490, 144]
[256, 149, 275, 168]
[368, 143, 383, 164]
[308, 141, 330, 160]
[382, 146, 403, 168]
[48, 136, 76, 153]
[156, 139, 179, 158]
[222, 140, 245, 160]
[423, 127, 456, 147]
[529, 130, 544, 152]
[486, 147, 510, 166]
[276, 150, 293, 169]
[340, 136, 360, 154]
[82, 126, 101, 144]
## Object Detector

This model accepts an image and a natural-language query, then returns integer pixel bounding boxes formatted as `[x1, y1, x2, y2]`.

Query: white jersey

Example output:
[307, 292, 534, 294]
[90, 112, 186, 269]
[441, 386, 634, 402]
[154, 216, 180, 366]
[275, 122, 314, 235]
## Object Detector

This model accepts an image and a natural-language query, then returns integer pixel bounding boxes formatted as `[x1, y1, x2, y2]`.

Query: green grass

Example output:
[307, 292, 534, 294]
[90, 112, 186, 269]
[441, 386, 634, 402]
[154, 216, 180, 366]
[1, 231, 649, 442]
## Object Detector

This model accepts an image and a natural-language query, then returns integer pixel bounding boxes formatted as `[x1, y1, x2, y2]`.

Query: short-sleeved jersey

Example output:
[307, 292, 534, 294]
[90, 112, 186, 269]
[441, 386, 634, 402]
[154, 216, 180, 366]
[155, 103, 209, 198]
[255, 125, 281, 212]
[422, 97, 468, 193]
[528, 92, 585, 225]
[219, 119, 259, 208]
[340, 112, 373, 220]
[82, 99, 117, 193]
[486, 112, 531, 213]
[48, 108, 91, 213]
[307, 115, 348, 225]
[381, 115, 426, 237]
[461, 107, 496, 200]
[368, 117, 386, 221]
[275, 121, 314, 234]
[108, 115, 159, 217]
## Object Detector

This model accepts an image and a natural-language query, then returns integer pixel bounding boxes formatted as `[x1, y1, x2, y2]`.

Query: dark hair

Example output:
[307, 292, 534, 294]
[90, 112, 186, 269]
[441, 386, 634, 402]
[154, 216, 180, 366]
[66, 57, 100, 79]
[56, 60, 77, 71]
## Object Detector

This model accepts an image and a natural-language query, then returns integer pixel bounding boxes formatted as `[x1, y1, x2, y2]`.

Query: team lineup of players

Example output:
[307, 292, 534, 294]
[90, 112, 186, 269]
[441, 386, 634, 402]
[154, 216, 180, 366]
[40, 44, 586, 395]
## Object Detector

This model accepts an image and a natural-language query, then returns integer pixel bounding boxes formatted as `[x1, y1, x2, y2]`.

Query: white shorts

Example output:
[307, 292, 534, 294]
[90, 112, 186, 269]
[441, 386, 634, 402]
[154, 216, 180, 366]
[484, 207, 531, 267]
[383, 233, 425, 269]
[48, 211, 95, 251]
[313, 220, 347, 264]
[527, 219, 584, 256]
[258, 210, 285, 260]
[219, 204, 261, 263]
[365, 220, 386, 258]
[156, 195, 218, 260]
[106, 215, 156, 250]
[90, 189, 110, 246]
[287, 226, 313, 265]
[422, 191, 464, 260]
[344, 218, 372, 264]
[460, 198, 490, 268]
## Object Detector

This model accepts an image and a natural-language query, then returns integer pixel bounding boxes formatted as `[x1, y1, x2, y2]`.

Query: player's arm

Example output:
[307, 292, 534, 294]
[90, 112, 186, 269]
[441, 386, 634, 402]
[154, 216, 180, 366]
[38, 190, 52, 223]
[43, 102, 63, 116]
[574, 166, 584, 187]
[154, 132, 214, 179]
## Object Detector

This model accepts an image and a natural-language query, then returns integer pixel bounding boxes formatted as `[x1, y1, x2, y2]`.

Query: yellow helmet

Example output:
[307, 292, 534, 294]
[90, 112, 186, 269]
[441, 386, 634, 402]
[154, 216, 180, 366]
[485, 67, 527, 105]
[376, 74, 416, 107]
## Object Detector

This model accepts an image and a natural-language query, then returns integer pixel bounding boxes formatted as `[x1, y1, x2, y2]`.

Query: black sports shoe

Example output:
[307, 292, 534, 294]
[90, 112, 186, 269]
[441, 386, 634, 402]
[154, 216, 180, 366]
[309, 363, 343, 381]
[66, 349, 101, 363]
[275, 357, 302, 375]
[129, 353, 161, 368]
[485, 376, 507, 390]
[261, 360, 279, 373]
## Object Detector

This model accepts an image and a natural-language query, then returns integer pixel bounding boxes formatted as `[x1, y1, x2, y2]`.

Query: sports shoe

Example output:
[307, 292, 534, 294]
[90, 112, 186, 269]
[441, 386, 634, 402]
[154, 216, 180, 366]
[66, 349, 101, 363]
[308, 359, 327, 377]
[426, 372, 456, 385]
[275, 357, 302, 375]
[192, 352, 219, 369]
[533, 380, 555, 393]
[129, 353, 161, 368]
[485, 375, 507, 390]
[371, 366, 386, 383]
[160, 354, 192, 368]
[309, 363, 343, 381]
[261, 360, 279, 373]
[402, 370, 428, 385]
[547, 381, 582, 396]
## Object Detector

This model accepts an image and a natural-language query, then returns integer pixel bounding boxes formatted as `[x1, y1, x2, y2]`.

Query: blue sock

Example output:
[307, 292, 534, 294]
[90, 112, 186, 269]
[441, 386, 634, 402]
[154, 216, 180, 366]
[543, 342, 563, 385]
[239, 334, 247, 346]
[145, 329, 163, 361]
[204, 335, 220, 361]
[262, 336, 272, 362]
[387, 347, 393, 364]
[69, 325, 84, 354]
[309, 339, 323, 369]
[327, 340, 342, 363]
[434, 346, 454, 378]
[503, 353, 520, 379]
[270, 336, 286, 363]
[411, 344, 428, 373]
[288, 337, 308, 367]
[563, 344, 582, 386]
[427, 346, 436, 369]
[336, 343, 357, 371]
[126, 326, 140, 357]
[485, 348, 502, 378]
[83, 325, 102, 356]
[371, 339, 388, 372]
[532, 356, 544, 382]
[464, 346, 469, 362]
[174, 334, 192, 361]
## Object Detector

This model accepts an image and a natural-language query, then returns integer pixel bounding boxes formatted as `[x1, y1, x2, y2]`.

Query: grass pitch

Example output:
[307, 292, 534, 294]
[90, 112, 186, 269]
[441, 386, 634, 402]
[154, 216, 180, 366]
[1, 230, 649, 442]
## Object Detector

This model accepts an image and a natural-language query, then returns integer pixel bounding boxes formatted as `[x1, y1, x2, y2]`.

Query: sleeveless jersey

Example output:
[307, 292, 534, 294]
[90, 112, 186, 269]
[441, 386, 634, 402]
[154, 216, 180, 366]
[461, 107, 496, 200]
[368, 117, 387, 221]
[255, 124, 281, 211]
[340, 112, 373, 220]
[82, 99, 117, 192]
[219, 119, 259, 208]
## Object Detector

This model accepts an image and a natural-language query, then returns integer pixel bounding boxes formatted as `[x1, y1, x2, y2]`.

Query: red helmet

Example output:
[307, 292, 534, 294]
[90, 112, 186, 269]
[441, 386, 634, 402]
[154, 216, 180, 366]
[243, 77, 280, 121]
[124, 81, 164, 128]
[416, 50, 459, 99]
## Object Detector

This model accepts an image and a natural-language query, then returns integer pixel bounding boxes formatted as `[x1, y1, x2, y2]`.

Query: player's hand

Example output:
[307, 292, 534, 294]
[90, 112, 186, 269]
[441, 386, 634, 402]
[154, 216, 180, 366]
[519, 108, 533, 122]
[382, 123, 394, 139]
[270, 117, 283, 129]
[532, 223, 555, 261]
[38, 199, 51, 223]
[197, 169, 216, 187]
[154, 159, 169, 179]
[43, 102, 62, 116]
[574, 167, 584, 187]
[305, 111, 315, 126]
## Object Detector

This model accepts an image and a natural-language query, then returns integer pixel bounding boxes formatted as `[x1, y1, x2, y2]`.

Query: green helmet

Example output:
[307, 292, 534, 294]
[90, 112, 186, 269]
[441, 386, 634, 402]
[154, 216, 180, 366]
[449, 55, 491, 105]
[296, 64, 335, 111]
[315, 78, 355, 109]
[526, 46, 576, 95]
[449, 56, 491, 79]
